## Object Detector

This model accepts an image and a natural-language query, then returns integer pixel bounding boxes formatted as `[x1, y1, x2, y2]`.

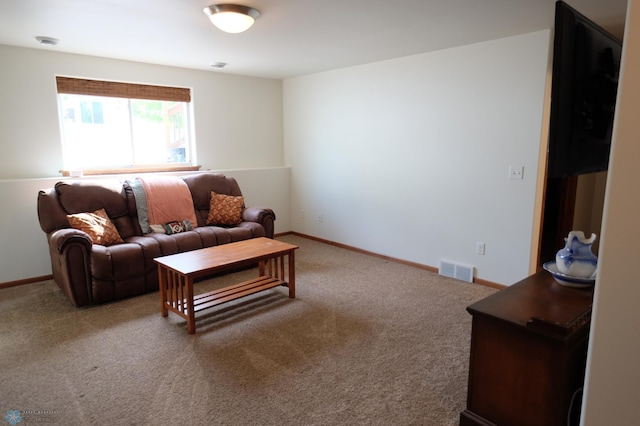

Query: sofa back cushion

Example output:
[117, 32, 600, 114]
[38, 187, 71, 234]
[55, 180, 138, 239]
[182, 173, 243, 227]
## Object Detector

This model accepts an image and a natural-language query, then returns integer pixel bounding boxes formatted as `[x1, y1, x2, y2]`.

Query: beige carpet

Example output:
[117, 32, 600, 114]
[0, 235, 496, 425]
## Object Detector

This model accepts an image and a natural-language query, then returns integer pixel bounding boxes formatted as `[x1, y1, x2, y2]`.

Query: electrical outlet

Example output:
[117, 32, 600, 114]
[476, 242, 486, 255]
[300, 209, 305, 218]
[317, 212, 323, 222]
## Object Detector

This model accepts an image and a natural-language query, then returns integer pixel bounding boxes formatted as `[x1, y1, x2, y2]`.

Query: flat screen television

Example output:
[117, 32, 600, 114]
[547, 1, 623, 179]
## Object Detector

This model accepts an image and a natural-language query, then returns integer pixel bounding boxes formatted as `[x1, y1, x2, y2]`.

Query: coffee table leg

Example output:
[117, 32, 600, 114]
[159, 265, 168, 317]
[186, 277, 196, 334]
[288, 250, 295, 298]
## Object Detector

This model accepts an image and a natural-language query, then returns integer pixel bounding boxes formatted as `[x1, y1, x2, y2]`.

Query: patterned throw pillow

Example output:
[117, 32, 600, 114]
[148, 220, 194, 234]
[67, 208, 124, 246]
[206, 192, 244, 225]
[164, 219, 194, 235]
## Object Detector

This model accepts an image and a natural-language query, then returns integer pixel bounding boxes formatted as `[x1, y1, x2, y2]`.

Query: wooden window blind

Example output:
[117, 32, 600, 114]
[56, 77, 191, 103]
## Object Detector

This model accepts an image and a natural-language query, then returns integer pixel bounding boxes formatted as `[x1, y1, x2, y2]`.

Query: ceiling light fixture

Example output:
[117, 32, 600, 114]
[203, 4, 260, 33]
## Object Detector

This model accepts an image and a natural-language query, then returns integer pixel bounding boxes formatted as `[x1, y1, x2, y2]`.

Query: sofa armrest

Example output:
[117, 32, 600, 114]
[243, 207, 276, 238]
[49, 228, 93, 253]
[48, 228, 93, 307]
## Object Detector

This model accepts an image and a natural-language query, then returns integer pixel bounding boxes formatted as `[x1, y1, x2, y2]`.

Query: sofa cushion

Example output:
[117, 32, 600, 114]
[67, 208, 124, 246]
[56, 180, 128, 217]
[56, 180, 138, 239]
[183, 174, 231, 208]
[182, 173, 244, 227]
[206, 192, 244, 225]
[145, 231, 204, 256]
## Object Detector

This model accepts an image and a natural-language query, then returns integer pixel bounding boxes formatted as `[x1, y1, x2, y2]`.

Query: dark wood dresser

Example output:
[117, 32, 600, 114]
[460, 271, 594, 426]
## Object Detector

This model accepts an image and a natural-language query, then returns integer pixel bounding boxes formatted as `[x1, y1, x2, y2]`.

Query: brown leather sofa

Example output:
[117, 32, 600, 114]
[37, 173, 276, 307]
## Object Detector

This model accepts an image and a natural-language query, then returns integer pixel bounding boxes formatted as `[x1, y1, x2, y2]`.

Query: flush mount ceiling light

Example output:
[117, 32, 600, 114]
[203, 4, 260, 33]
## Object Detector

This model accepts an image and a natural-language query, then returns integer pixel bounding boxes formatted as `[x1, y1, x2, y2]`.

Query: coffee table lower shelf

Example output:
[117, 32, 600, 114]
[161, 271, 291, 334]
[192, 275, 287, 313]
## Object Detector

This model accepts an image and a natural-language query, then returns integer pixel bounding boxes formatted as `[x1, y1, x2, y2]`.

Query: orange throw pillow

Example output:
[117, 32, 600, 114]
[67, 208, 124, 246]
[206, 192, 244, 225]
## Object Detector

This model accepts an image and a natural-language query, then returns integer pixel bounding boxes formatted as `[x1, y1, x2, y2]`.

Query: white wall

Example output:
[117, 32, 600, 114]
[283, 31, 550, 285]
[0, 45, 290, 283]
[581, 0, 640, 423]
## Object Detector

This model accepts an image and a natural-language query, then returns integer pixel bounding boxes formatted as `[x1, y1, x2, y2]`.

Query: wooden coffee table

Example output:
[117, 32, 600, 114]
[155, 237, 298, 334]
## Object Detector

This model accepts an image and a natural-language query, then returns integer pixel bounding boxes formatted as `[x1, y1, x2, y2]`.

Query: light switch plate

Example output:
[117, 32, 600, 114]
[509, 165, 524, 180]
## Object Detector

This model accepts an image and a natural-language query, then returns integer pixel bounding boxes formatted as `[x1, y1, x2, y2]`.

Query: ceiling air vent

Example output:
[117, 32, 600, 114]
[438, 260, 474, 283]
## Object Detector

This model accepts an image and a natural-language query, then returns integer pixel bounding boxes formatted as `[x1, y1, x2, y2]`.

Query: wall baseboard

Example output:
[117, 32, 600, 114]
[0, 275, 53, 290]
[473, 277, 506, 289]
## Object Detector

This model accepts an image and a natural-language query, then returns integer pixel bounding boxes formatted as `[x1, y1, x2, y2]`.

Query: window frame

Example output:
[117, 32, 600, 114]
[56, 76, 199, 176]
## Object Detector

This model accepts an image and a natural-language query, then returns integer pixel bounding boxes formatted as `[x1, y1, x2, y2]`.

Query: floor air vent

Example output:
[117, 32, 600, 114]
[438, 260, 474, 283]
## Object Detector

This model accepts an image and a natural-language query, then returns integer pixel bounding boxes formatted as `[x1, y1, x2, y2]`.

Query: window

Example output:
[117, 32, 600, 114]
[56, 77, 196, 174]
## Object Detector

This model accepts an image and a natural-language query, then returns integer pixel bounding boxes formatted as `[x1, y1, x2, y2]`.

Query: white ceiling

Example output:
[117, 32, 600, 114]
[0, 0, 628, 80]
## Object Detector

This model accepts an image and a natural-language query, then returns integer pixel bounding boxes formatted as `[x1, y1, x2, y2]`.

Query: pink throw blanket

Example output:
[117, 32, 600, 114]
[138, 176, 198, 227]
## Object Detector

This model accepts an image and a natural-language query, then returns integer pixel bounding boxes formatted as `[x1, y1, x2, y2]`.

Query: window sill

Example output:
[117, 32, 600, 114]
[60, 165, 201, 177]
